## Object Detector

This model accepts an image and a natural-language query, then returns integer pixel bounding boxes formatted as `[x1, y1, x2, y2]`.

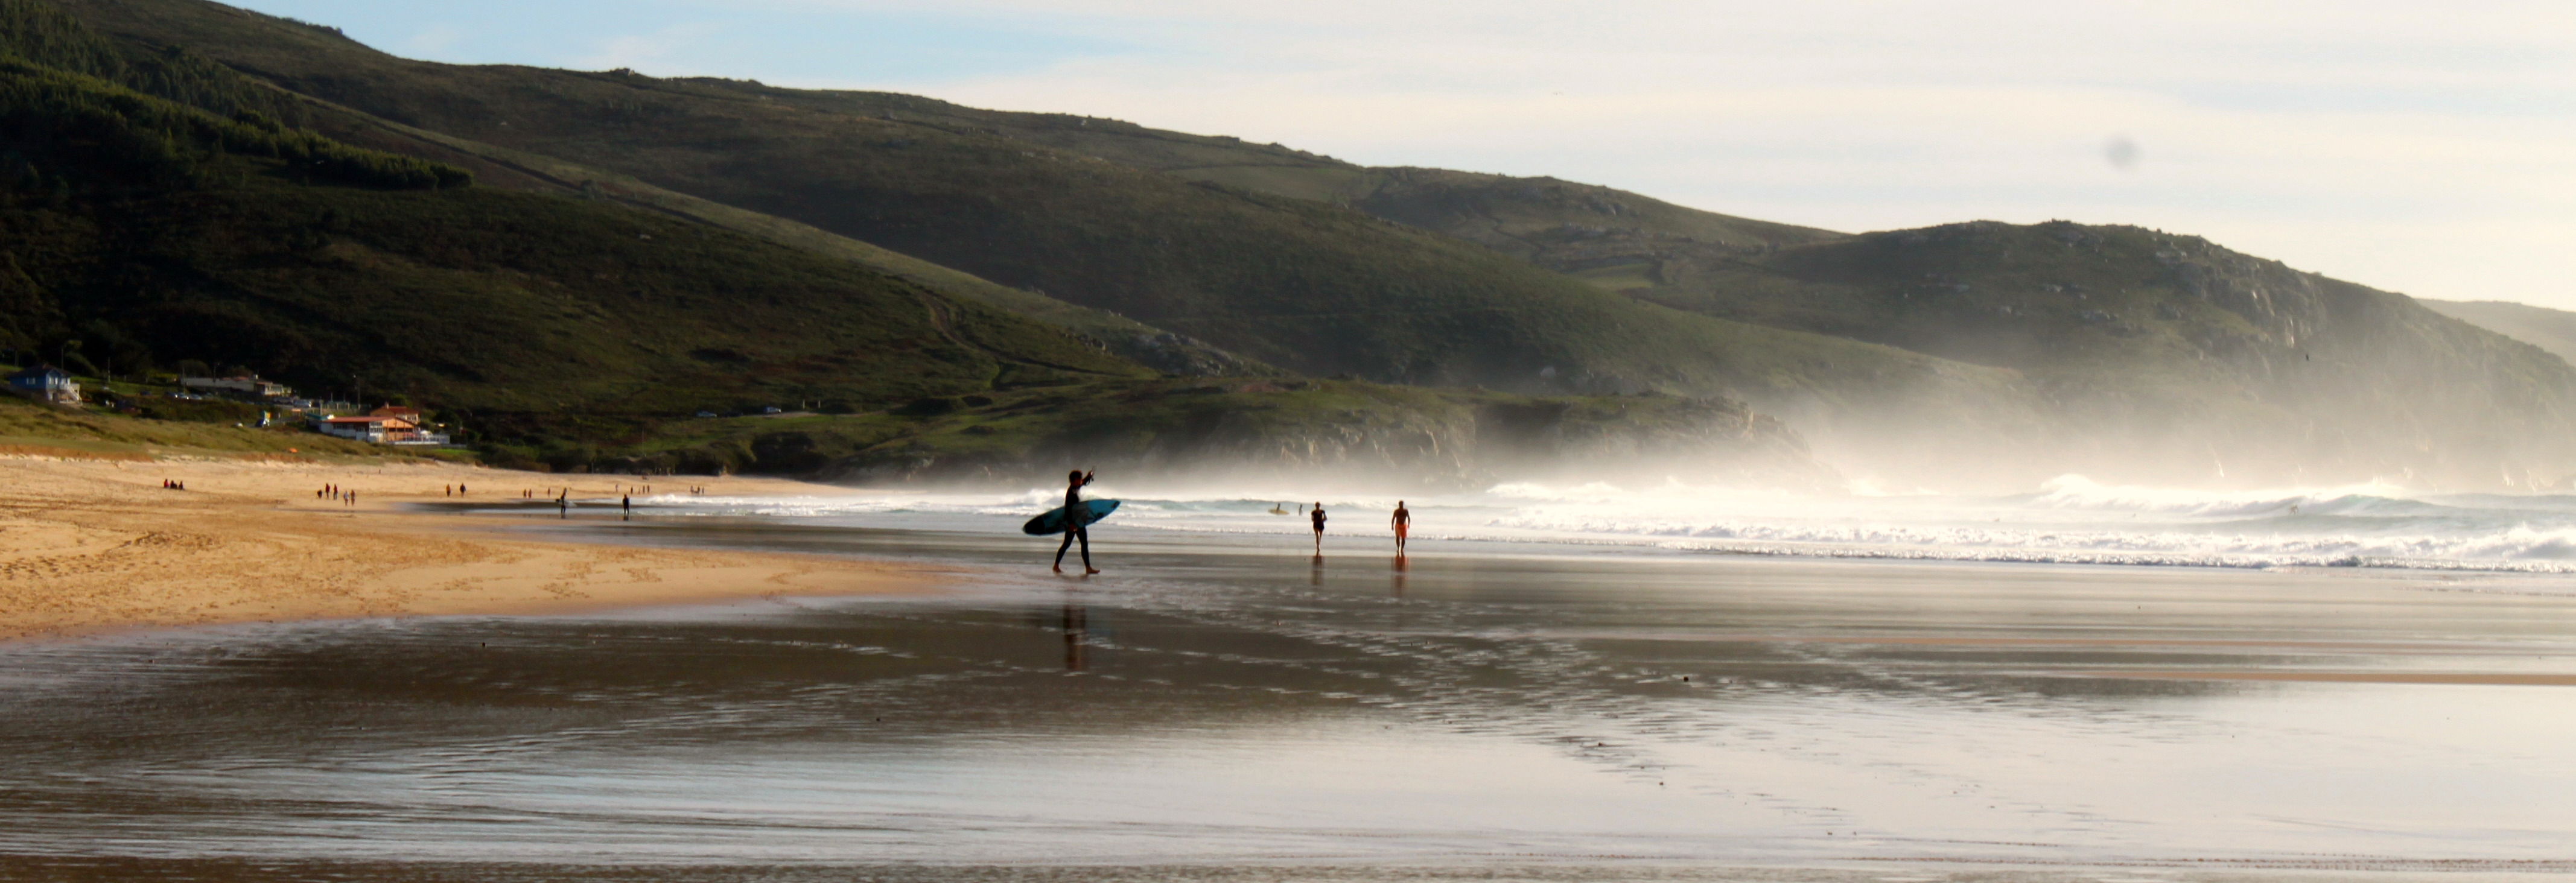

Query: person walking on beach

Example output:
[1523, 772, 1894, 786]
[1055, 469, 1099, 575]
[1310, 502, 1328, 554]
[1391, 500, 1410, 555]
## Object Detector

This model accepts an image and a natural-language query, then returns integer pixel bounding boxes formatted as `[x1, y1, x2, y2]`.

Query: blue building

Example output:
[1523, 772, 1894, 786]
[5, 365, 78, 405]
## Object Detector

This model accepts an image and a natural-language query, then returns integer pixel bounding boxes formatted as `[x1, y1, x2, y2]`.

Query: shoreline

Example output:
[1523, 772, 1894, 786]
[0, 454, 945, 644]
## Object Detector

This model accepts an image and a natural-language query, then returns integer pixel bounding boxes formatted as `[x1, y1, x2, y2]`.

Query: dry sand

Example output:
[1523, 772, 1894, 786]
[0, 455, 943, 642]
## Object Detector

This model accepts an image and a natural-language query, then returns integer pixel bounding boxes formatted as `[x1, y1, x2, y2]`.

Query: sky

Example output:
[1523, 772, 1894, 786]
[232, 0, 2576, 308]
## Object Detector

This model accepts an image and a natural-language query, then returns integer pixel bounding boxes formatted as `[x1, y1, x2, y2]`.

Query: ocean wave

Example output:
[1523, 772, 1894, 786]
[624, 479, 2576, 574]
[1484, 513, 2576, 565]
[2017, 474, 2437, 517]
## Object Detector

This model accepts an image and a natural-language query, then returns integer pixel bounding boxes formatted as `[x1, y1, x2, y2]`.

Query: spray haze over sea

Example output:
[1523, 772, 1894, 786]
[630, 474, 2576, 577]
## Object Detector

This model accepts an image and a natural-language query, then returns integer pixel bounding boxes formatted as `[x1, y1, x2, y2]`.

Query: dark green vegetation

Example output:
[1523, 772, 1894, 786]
[13, 0, 2576, 487]
[0, 12, 1155, 458]
[48, 0, 2020, 414]
[0, 0, 1816, 483]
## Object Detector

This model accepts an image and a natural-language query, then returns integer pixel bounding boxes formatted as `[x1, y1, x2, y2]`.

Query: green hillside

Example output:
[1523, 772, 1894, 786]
[2420, 300, 2576, 370]
[0, 46, 1151, 451]
[696, 90, 1851, 290]
[0, 2, 1827, 484]
[1637, 221, 2576, 486]
[45, 0, 2031, 417]
[31, 0, 2576, 487]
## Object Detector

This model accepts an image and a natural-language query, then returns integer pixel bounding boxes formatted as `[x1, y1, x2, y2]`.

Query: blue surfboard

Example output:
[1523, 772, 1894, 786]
[1022, 499, 1120, 535]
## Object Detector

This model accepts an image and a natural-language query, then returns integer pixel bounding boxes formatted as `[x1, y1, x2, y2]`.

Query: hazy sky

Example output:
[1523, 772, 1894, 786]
[234, 0, 2576, 308]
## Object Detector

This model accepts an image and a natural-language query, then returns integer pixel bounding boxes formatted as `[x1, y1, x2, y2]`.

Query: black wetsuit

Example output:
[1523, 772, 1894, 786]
[1055, 477, 1093, 569]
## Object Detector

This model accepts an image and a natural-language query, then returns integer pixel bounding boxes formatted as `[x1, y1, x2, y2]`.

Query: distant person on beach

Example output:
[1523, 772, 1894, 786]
[1055, 469, 1098, 575]
[1311, 502, 1327, 554]
[1391, 501, 1410, 555]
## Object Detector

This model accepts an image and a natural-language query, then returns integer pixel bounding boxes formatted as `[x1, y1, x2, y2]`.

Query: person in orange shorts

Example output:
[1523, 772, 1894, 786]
[1390, 500, 1410, 555]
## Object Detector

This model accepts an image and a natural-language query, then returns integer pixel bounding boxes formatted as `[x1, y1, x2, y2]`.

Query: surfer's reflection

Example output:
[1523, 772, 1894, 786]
[1310, 554, 1324, 586]
[1390, 554, 1408, 598]
[1061, 598, 1088, 671]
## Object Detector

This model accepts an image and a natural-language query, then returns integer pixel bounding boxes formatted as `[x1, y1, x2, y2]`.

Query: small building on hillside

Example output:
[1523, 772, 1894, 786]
[182, 376, 294, 399]
[369, 405, 424, 423]
[7, 366, 79, 405]
[312, 414, 450, 446]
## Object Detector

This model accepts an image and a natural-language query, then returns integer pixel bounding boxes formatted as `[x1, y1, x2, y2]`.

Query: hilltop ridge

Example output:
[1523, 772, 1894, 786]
[22, 0, 2576, 488]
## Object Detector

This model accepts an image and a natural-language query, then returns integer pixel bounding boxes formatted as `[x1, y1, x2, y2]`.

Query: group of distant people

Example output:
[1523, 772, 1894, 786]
[316, 484, 356, 505]
[1049, 469, 1411, 576]
[160, 478, 186, 490]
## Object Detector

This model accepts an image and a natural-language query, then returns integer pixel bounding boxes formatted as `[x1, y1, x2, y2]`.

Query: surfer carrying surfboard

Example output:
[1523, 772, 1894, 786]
[1055, 469, 1100, 575]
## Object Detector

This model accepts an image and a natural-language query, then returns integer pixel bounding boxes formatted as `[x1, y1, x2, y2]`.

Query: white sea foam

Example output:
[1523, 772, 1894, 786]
[625, 475, 2576, 574]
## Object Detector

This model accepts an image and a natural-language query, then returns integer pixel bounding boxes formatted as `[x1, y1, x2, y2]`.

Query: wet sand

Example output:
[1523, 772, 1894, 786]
[3, 514, 2573, 881]
[0, 457, 940, 641]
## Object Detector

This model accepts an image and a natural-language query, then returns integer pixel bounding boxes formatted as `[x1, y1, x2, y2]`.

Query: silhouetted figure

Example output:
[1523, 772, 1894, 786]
[1391, 500, 1411, 555]
[1055, 469, 1099, 575]
[1310, 502, 1327, 554]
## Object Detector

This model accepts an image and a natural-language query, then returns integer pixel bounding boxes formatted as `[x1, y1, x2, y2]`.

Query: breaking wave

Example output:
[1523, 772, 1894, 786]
[613, 475, 2576, 574]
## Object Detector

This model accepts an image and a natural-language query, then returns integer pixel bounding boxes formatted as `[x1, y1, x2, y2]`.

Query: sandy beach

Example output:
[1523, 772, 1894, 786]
[0, 454, 941, 642]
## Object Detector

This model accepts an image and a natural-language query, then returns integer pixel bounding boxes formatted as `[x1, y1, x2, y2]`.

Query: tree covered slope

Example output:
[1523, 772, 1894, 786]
[46, 0, 2031, 419]
[0, 44, 1149, 448]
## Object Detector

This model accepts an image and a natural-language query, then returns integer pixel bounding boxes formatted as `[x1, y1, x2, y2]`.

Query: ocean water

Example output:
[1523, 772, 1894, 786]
[613, 474, 2576, 576]
[8, 479, 2576, 880]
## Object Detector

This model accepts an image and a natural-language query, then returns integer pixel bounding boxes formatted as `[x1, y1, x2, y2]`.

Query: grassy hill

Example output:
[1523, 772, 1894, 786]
[1632, 221, 2576, 486]
[0, 392, 392, 458]
[0, 41, 1154, 453]
[0, 2, 1829, 485]
[45, 0, 2035, 417]
[32, 0, 2576, 487]
[2421, 300, 2576, 369]
[898, 97, 2576, 486]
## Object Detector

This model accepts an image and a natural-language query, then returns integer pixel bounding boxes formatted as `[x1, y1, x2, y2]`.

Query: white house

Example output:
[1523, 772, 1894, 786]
[6, 366, 78, 405]
[311, 414, 450, 446]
